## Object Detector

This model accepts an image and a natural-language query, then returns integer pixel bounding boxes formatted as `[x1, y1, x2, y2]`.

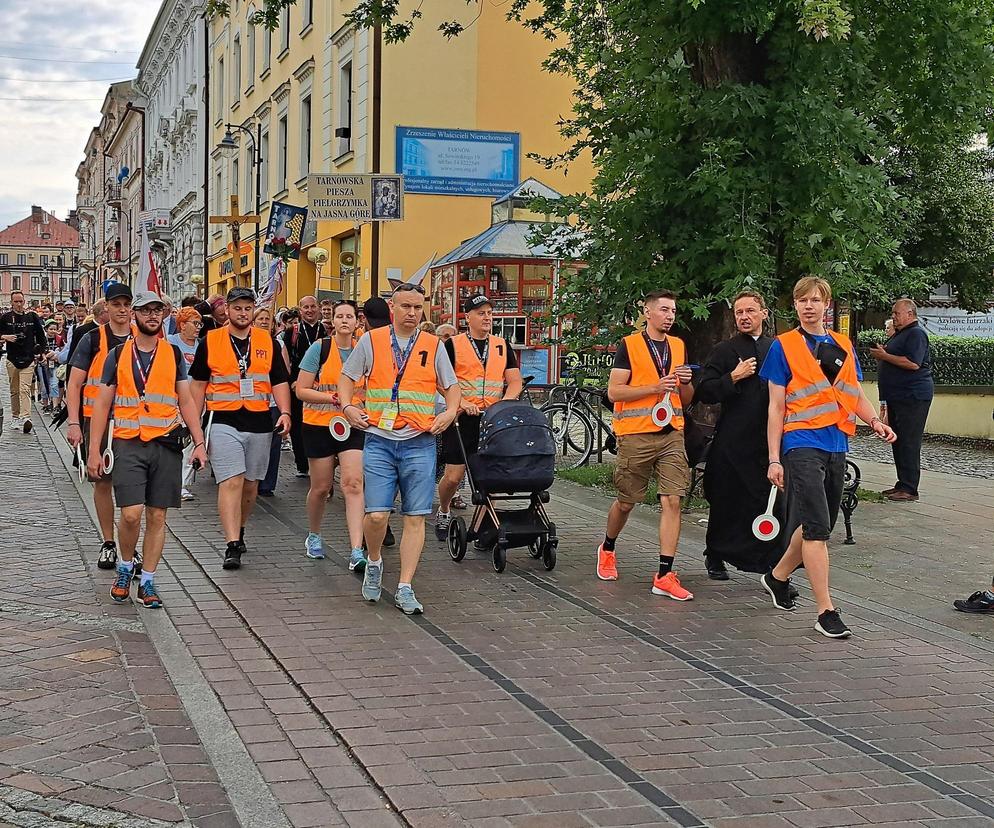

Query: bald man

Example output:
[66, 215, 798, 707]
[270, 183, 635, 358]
[288, 295, 324, 475]
[869, 299, 934, 501]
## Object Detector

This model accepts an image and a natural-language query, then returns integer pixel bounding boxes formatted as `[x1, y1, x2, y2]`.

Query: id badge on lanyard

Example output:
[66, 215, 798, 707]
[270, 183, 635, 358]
[382, 328, 418, 430]
[239, 378, 255, 398]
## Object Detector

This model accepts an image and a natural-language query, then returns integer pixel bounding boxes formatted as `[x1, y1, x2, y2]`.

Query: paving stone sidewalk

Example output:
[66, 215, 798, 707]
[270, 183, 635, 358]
[16, 387, 994, 828]
[0, 407, 239, 827]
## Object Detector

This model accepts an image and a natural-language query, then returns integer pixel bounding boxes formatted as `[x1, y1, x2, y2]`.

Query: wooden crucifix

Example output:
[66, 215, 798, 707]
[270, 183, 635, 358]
[209, 195, 261, 280]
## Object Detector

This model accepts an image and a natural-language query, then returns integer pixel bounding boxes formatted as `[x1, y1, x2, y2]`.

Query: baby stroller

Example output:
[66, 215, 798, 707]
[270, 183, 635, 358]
[447, 400, 559, 573]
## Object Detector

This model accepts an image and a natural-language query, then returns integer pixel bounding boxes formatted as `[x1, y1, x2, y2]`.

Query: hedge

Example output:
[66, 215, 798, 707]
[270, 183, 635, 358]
[856, 331, 994, 385]
[857, 330, 994, 359]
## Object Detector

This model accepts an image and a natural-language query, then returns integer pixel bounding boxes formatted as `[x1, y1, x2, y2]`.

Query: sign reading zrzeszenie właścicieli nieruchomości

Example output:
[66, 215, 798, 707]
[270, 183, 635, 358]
[307, 174, 404, 222]
[396, 127, 520, 197]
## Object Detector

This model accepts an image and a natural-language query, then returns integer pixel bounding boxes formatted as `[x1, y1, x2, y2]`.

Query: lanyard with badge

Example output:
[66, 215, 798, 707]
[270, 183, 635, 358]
[230, 334, 255, 399]
[379, 327, 419, 431]
[643, 332, 675, 427]
[131, 342, 159, 412]
[469, 334, 489, 400]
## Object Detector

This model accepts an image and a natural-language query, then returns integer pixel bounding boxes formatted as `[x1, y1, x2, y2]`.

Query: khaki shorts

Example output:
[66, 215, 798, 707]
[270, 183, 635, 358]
[613, 429, 690, 503]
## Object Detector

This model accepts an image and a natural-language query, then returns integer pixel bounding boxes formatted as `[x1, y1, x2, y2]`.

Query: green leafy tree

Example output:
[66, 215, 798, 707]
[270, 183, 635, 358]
[215, 0, 994, 354]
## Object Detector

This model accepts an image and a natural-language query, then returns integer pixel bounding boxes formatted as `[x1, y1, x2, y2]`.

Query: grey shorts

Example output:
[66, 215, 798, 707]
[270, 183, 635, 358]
[209, 423, 272, 483]
[112, 438, 182, 509]
[784, 448, 846, 542]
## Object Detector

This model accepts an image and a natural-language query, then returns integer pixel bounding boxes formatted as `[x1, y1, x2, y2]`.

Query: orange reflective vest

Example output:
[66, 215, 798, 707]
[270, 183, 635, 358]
[113, 340, 180, 441]
[302, 339, 365, 427]
[613, 332, 686, 435]
[82, 324, 136, 419]
[453, 334, 507, 409]
[205, 326, 274, 412]
[364, 326, 439, 432]
[779, 329, 860, 436]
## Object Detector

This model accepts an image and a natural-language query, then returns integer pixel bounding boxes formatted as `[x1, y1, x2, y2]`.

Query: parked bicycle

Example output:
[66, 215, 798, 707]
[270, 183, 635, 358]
[542, 385, 617, 469]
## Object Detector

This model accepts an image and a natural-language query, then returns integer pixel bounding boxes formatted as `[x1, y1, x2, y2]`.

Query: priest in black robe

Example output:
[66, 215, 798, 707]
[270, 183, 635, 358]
[695, 291, 781, 578]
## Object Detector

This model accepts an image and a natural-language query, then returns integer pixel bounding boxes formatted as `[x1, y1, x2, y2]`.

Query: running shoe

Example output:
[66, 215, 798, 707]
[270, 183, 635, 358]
[760, 572, 795, 611]
[434, 511, 451, 541]
[305, 533, 326, 559]
[815, 609, 852, 639]
[22, 417, 32, 434]
[349, 547, 367, 572]
[222, 542, 243, 570]
[132, 552, 143, 581]
[97, 541, 117, 570]
[651, 571, 693, 601]
[383, 524, 396, 547]
[953, 590, 994, 614]
[181, 488, 194, 501]
[9, 417, 21, 432]
[110, 565, 132, 603]
[362, 562, 382, 602]
[596, 544, 618, 581]
[394, 585, 424, 615]
[137, 580, 163, 609]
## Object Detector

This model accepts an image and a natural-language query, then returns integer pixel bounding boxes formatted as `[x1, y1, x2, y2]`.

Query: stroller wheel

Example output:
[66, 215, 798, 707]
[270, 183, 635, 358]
[448, 516, 467, 562]
[527, 535, 546, 559]
[542, 537, 558, 571]
[493, 543, 507, 574]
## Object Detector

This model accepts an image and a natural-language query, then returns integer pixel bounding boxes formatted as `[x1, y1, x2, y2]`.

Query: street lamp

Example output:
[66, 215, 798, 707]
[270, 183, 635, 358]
[218, 122, 262, 292]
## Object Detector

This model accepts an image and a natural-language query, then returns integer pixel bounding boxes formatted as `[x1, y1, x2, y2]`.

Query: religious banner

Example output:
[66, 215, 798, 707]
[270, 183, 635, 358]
[307, 174, 405, 222]
[263, 202, 307, 259]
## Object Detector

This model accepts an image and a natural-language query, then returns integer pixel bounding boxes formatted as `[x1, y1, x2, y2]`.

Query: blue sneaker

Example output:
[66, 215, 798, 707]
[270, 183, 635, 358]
[110, 565, 132, 602]
[349, 547, 367, 572]
[362, 562, 382, 602]
[394, 585, 424, 615]
[305, 533, 325, 559]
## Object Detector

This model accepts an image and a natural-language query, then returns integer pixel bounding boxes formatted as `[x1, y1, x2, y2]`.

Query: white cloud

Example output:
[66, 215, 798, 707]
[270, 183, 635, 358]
[0, 0, 160, 227]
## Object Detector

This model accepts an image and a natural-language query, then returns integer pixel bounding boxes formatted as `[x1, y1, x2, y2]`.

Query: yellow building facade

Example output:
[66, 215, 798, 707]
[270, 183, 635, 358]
[207, 0, 592, 303]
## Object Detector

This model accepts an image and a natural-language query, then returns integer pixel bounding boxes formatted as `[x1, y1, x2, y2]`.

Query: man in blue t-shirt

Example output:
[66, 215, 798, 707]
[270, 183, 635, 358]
[869, 299, 933, 501]
[759, 277, 895, 640]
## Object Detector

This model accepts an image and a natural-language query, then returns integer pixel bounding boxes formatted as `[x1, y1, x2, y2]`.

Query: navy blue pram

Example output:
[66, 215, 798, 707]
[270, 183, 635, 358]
[447, 401, 559, 572]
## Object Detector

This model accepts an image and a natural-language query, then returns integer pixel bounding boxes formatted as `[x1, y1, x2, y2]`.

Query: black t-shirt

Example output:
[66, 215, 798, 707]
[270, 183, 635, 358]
[443, 336, 519, 374]
[288, 321, 325, 379]
[189, 330, 289, 433]
[612, 335, 671, 374]
[69, 326, 132, 374]
[0, 310, 46, 368]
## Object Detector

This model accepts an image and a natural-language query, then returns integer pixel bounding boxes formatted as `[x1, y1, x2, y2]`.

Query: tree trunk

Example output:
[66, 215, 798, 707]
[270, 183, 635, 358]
[684, 33, 769, 89]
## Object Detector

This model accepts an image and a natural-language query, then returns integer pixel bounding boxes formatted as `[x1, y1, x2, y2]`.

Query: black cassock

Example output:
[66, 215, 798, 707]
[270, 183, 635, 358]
[695, 333, 782, 573]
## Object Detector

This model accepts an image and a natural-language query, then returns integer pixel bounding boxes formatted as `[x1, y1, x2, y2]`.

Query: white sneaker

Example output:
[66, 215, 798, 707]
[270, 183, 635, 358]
[9, 416, 22, 431]
[181, 488, 194, 501]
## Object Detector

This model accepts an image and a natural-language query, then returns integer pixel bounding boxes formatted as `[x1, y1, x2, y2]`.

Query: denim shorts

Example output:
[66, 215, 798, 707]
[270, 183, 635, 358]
[784, 448, 846, 542]
[363, 432, 437, 516]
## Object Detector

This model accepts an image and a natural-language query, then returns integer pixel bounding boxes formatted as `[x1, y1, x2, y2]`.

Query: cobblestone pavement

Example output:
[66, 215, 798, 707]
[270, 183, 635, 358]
[849, 433, 994, 480]
[7, 382, 994, 828]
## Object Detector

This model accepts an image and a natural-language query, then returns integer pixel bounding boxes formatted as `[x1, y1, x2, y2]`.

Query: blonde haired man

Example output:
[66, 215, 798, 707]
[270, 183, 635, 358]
[760, 276, 895, 639]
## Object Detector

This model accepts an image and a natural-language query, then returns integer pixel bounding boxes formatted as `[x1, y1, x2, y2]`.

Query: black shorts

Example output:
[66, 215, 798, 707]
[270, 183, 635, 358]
[441, 414, 481, 465]
[302, 423, 365, 458]
[784, 448, 846, 542]
[112, 438, 182, 509]
[82, 418, 111, 482]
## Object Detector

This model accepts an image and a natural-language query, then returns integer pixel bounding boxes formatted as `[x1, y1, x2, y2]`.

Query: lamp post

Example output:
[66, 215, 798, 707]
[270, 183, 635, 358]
[218, 123, 262, 292]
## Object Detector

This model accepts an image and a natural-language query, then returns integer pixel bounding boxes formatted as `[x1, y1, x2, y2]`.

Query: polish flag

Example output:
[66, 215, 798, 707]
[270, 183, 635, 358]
[136, 222, 160, 295]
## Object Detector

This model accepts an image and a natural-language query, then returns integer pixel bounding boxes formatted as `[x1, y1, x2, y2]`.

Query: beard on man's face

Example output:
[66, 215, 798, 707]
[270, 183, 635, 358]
[136, 317, 162, 337]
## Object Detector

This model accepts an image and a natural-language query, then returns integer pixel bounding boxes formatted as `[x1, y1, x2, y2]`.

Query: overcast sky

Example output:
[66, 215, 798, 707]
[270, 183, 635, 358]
[0, 0, 160, 230]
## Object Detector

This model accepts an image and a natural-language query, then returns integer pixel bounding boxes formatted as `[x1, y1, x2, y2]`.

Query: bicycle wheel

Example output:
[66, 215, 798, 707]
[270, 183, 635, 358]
[544, 404, 593, 469]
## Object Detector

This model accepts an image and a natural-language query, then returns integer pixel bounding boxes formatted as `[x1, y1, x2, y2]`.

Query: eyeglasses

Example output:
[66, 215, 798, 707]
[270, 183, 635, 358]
[190, 321, 204, 328]
[392, 284, 425, 295]
[135, 306, 165, 316]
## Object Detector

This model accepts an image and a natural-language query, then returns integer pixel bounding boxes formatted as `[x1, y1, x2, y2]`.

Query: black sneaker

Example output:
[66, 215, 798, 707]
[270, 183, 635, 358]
[383, 524, 396, 547]
[22, 418, 32, 434]
[706, 555, 729, 581]
[953, 590, 994, 614]
[815, 609, 852, 639]
[760, 572, 795, 611]
[132, 551, 143, 581]
[222, 542, 243, 570]
[97, 541, 117, 570]
[434, 511, 451, 541]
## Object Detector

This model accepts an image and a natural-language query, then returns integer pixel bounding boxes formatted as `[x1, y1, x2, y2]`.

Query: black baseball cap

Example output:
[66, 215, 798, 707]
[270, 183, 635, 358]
[463, 293, 492, 314]
[226, 287, 256, 304]
[362, 297, 391, 329]
[104, 283, 133, 302]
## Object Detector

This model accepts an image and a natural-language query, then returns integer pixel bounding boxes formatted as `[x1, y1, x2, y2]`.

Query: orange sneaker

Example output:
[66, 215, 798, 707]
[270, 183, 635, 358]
[596, 544, 618, 581]
[652, 571, 693, 601]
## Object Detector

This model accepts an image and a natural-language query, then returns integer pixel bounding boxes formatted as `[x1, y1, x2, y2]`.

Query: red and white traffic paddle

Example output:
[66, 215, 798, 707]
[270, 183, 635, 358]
[651, 397, 674, 428]
[752, 485, 781, 541]
[328, 415, 351, 441]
